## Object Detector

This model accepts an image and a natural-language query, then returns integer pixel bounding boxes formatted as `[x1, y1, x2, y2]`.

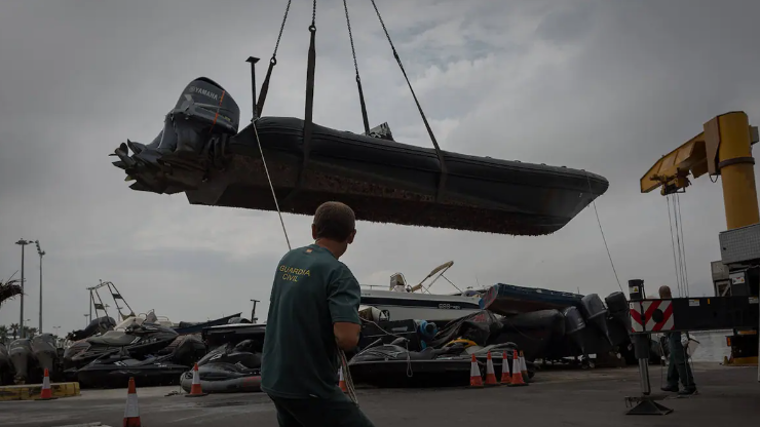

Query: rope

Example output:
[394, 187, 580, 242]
[585, 174, 623, 292]
[251, 119, 291, 251]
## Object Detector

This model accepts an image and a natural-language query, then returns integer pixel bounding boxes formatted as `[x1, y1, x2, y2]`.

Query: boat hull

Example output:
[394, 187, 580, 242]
[360, 290, 483, 322]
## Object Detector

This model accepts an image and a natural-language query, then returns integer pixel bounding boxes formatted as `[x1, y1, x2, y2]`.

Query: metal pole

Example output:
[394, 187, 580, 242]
[246, 57, 260, 120]
[35, 240, 45, 334]
[15, 239, 31, 339]
[250, 299, 260, 323]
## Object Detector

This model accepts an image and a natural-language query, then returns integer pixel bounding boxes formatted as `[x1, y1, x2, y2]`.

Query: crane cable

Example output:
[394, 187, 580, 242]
[666, 196, 684, 297]
[666, 194, 690, 297]
[250, 0, 359, 405]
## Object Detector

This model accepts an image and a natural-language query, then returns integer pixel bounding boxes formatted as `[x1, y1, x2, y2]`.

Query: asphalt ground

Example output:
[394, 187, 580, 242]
[1, 362, 758, 427]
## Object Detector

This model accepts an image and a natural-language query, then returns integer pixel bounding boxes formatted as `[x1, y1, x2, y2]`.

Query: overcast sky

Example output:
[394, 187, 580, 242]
[1, 0, 759, 335]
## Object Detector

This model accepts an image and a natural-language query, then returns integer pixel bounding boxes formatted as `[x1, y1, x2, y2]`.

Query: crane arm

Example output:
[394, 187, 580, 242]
[640, 114, 758, 196]
[640, 111, 759, 231]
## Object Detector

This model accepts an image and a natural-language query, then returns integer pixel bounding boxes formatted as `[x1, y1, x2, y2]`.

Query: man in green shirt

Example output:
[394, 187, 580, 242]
[261, 201, 375, 427]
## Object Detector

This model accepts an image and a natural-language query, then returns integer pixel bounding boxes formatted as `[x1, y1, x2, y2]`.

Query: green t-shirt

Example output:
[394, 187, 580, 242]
[261, 244, 362, 400]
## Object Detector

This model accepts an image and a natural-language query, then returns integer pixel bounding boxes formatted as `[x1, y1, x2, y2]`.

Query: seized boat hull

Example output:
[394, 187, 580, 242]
[112, 78, 609, 236]
[482, 283, 585, 315]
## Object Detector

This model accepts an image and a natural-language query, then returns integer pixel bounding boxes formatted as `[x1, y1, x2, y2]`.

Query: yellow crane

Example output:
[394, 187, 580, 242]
[640, 111, 759, 230]
[640, 111, 759, 366]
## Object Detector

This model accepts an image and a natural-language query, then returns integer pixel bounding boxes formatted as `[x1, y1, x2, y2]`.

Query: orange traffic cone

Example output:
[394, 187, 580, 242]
[338, 367, 348, 393]
[519, 350, 530, 383]
[484, 351, 498, 386]
[508, 350, 528, 387]
[123, 377, 142, 427]
[500, 351, 512, 384]
[185, 363, 208, 397]
[469, 354, 483, 387]
[37, 368, 56, 400]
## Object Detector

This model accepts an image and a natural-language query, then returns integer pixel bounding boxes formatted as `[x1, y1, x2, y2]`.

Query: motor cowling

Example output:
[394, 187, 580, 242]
[151, 77, 241, 155]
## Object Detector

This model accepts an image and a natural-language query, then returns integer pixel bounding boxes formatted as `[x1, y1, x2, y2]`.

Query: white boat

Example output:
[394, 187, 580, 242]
[359, 261, 485, 323]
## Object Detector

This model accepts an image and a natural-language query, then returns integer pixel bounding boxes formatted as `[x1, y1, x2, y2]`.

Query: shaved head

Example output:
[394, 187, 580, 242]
[659, 285, 672, 299]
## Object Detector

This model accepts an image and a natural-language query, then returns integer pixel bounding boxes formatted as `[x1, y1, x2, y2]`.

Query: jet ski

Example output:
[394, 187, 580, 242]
[180, 339, 261, 394]
[63, 316, 179, 372]
[9, 338, 34, 384]
[111, 77, 609, 236]
[75, 334, 206, 389]
[67, 316, 117, 342]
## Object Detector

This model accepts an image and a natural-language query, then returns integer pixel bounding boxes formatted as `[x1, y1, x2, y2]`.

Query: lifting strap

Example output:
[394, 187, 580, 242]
[369, 0, 447, 202]
[257, 0, 292, 116]
[280, 0, 317, 207]
[343, 0, 370, 135]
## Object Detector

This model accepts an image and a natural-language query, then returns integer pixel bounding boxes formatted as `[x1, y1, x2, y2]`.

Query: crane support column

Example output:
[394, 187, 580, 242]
[705, 112, 759, 230]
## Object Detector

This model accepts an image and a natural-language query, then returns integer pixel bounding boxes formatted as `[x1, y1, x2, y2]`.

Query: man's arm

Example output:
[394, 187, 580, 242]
[328, 268, 362, 351]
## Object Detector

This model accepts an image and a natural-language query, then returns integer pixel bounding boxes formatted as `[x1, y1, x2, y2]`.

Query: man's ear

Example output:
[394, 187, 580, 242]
[311, 224, 318, 240]
[347, 229, 356, 244]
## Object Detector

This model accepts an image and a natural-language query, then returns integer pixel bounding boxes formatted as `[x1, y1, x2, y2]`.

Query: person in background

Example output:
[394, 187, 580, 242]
[658, 285, 697, 395]
[261, 201, 376, 427]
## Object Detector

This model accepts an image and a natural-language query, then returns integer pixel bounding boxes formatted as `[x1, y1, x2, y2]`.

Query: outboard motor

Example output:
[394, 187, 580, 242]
[604, 291, 630, 328]
[9, 339, 33, 384]
[580, 294, 611, 344]
[112, 77, 240, 194]
[152, 78, 240, 155]
[562, 306, 587, 353]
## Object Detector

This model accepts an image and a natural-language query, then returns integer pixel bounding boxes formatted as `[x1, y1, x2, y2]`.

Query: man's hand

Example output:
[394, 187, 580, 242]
[334, 322, 361, 351]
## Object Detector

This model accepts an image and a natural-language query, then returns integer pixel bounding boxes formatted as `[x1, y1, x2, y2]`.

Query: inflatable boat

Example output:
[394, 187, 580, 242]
[180, 340, 262, 394]
[348, 340, 534, 388]
[112, 78, 609, 236]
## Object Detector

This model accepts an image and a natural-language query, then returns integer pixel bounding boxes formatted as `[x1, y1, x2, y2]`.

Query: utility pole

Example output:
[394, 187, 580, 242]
[250, 299, 260, 323]
[15, 239, 32, 339]
[35, 240, 45, 334]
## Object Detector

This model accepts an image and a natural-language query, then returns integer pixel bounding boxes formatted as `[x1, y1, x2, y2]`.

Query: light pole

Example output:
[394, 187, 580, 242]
[84, 313, 90, 327]
[35, 240, 45, 334]
[15, 239, 32, 338]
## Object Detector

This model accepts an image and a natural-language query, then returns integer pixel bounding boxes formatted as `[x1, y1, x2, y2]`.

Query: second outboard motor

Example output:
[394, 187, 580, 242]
[604, 291, 630, 328]
[580, 293, 611, 342]
[31, 334, 58, 376]
[562, 306, 587, 354]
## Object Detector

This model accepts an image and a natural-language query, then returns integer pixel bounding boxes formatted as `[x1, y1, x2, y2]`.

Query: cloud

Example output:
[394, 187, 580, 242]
[2, 0, 760, 334]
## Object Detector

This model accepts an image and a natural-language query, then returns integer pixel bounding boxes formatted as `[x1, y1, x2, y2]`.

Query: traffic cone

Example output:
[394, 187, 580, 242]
[519, 350, 530, 383]
[484, 351, 498, 386]
[123, 377, 142, 427]
[508, 350, 528, 387]
[338, 367, 348, 393]
[469, 354, 483, 387]
[185, 363, 208, 397]
[37, 368, 56, 400]
[500, 351, 512, 384]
